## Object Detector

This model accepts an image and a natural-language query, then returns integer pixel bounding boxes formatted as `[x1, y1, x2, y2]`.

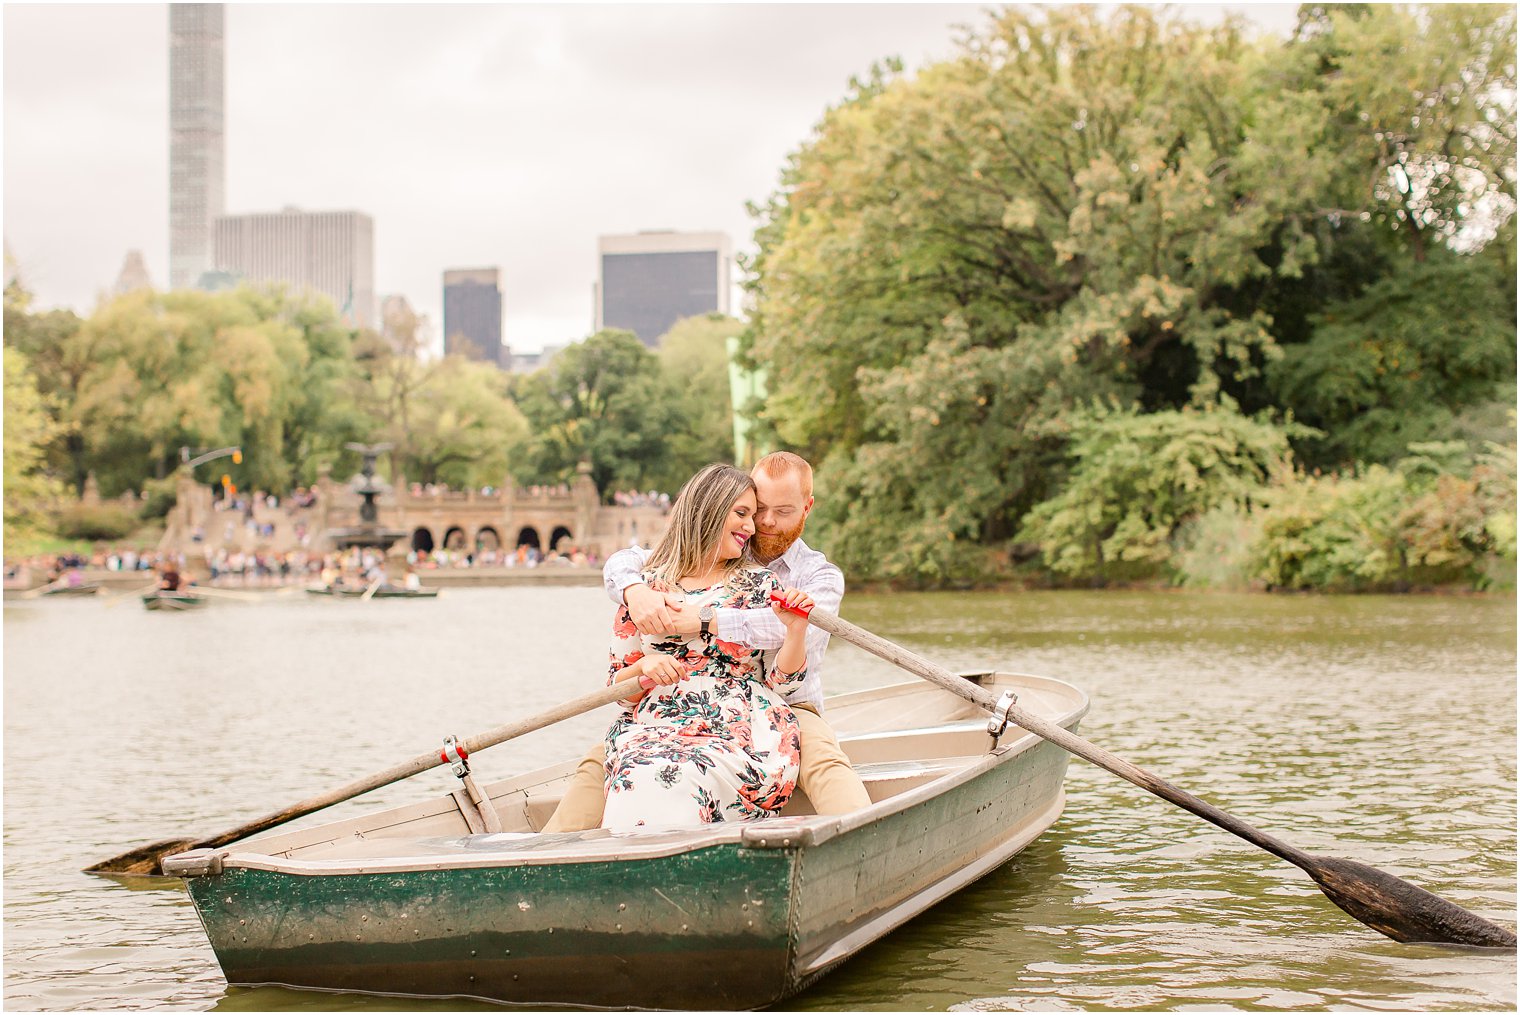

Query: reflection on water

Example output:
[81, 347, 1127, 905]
[4, 589, 1515, 1011]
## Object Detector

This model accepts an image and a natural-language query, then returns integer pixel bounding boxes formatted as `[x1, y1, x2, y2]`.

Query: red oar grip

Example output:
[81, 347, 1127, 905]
[768, 590, 813, 617]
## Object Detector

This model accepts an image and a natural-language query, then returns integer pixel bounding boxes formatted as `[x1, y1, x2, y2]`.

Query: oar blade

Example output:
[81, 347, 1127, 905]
[84, 837, 199, 878]
[1307, 855, 1516, 948]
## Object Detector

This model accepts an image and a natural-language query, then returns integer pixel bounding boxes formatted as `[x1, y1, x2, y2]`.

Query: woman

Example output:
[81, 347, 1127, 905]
[603, 463, 813, 831]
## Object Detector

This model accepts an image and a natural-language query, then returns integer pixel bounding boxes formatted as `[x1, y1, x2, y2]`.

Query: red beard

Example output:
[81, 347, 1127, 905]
[753, 517, 805, 563]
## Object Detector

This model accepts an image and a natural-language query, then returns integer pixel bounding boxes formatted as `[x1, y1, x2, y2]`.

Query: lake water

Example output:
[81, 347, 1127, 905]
[3, 587, 1514, 1011]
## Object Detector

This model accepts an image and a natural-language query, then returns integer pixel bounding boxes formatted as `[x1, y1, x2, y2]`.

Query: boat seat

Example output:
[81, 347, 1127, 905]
[516, 754, 979, 827]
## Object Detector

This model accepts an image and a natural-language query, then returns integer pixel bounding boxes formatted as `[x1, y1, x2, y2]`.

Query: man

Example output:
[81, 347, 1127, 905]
[542, 451, 871, 832]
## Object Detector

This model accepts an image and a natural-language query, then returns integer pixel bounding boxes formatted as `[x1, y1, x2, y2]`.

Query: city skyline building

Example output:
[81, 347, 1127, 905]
[595, 230, 731, 346]
[168, 3, 225, 290]
[212, 207, 376, 328]
[380, 293, 425, 356]
[443, 267, 505, 367]
[113, 250, 154, 297]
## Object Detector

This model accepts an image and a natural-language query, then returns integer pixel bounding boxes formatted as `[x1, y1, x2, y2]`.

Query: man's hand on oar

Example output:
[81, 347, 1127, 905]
[768, 592, 1516, 949]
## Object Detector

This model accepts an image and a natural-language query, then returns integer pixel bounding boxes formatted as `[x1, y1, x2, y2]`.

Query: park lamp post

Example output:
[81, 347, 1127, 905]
[179, 445, 243, 494]
[180, 445, 243, 470]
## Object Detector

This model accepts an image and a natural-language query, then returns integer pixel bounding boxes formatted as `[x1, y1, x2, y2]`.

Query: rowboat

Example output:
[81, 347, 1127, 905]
[306, 585, 440, 599]
[163, 670, 1087, 1009]
[141, 591, 207, 611]
[43, 582, 102, 596]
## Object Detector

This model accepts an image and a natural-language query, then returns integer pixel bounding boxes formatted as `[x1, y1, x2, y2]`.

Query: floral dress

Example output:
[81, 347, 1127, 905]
[602, 567, 804, 832]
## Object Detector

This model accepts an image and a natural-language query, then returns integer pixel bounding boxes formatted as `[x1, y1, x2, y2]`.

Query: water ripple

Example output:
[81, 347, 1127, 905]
[4, 589, 1514, 1011]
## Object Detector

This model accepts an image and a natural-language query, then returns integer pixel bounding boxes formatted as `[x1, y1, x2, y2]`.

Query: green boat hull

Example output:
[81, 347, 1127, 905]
[142, 592, 206, 610]
[185, 844, 796, 1008]
[306, 586, 440, 599]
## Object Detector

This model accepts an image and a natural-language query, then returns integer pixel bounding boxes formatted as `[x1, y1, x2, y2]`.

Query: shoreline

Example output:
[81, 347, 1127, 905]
[5, 567, 1510, 598]
[1, 566, 605, 596]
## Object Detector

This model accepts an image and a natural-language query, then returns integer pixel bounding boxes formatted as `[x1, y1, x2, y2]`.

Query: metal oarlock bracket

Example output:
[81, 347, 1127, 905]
[441, 735, 470, 778]
[986, 690, 1018, 751]
[443, 735, 503, 833]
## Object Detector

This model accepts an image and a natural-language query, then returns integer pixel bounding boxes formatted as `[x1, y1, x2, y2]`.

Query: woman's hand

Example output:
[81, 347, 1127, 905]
[771, 587, 813, 633]
[640, 653, 686, 687]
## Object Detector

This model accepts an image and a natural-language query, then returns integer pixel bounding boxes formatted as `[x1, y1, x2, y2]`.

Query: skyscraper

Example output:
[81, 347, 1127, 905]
[113, 250, 154, 298]
[443, 267, 505, 366]
[595, 231, 731, 346]
[213, 208, 376, 328]
[168, 3, 225, 290]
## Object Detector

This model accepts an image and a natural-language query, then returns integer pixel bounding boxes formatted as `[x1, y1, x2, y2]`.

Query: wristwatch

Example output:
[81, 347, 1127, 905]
[698, 603, 715, 641]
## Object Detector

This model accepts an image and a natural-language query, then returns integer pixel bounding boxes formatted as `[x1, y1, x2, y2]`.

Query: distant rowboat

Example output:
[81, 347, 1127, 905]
[44, 582, 102, 596]
[163, 670, 1087, 1009]
[305, 585, 440, 599]
[141, 591, 207, 611]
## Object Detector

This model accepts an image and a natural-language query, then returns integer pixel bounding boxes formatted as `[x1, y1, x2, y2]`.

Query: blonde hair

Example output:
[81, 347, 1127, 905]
[753, 451, 813, 499]
[645, 463, 759, 585]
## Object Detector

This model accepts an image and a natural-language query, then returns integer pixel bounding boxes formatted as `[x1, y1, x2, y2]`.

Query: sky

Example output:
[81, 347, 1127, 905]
[3, 2, 1299, 355]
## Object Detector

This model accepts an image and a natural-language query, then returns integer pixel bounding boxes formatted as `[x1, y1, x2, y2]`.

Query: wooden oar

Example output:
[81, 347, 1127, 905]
[360, 576, 384, 601]
[787, 599, 1516, 948]
[84, 672, 655, 877]
[105, 581, 161, 608]
[185, 585, 263, 603]
[18, 576, 70, 599]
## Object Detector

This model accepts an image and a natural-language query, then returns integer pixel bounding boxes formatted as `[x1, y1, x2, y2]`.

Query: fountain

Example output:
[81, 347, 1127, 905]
[307, 443, 439, 598]
[326, 442, 407, 554]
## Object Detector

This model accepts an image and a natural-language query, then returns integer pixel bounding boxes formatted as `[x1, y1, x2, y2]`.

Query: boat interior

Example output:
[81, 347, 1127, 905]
[211, 671, 1087, 869]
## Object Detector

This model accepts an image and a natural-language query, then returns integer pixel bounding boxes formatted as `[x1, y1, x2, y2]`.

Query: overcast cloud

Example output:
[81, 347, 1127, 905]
[3, 3, 1298, 354]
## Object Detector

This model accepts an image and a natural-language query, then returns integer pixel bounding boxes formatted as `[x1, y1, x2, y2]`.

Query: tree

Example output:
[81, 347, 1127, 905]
[1017, 405, 1310, 582]
[3, 347, 65, 546]
[63, 286, 364, 496]
[1269, 245, 1516, 467]
[1300, 4, 1516, 262]
[349, 302, 527, 487]
[511, 330, 680, 496]
[746, 6, 1333, 579]
[743, 4, 1515, 581]
[3, 275, 86, 490]
[652, 313, 741, 491]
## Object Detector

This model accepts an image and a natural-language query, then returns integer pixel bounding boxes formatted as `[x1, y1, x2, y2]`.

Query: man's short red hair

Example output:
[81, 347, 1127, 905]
[752, 451, 813, 499]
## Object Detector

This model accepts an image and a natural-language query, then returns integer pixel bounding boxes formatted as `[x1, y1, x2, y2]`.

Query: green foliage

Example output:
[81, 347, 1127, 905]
[511, 330, 682, 497]
[741, 3, 1515, 584]
[1298, 4, 1516, 261]
[1017, 406, 1310, 582]
[746, 7, 1335, 580]
[138, 475, 180, 521]
[51, 503, 140, 542]
[651, 314, 741, 492]
[1243, 436, 1516, 591]
[1247, 466, 1410, 590]
[3, 346, 66, 547]
[350, 305, 527, 487]
[1171, 504, 1262, 591]
[1269, 250, 1516, 467]
[7, 283, 368, 497]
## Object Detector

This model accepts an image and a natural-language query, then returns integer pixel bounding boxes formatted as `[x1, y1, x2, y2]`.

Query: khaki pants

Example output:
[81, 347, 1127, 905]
[541, 703, 873, 833]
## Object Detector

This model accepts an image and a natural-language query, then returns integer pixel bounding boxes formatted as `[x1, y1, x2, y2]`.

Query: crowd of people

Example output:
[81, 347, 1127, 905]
[3, 540, 613, 591]
[4, 548, 188, 587]
[611, 489, 671, 509]
[408, 542, 603, 570]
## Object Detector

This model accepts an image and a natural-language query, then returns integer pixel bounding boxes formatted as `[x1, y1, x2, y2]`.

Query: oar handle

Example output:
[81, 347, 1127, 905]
[798, 604, 1311, 868]
[184, 673, 654, 853]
